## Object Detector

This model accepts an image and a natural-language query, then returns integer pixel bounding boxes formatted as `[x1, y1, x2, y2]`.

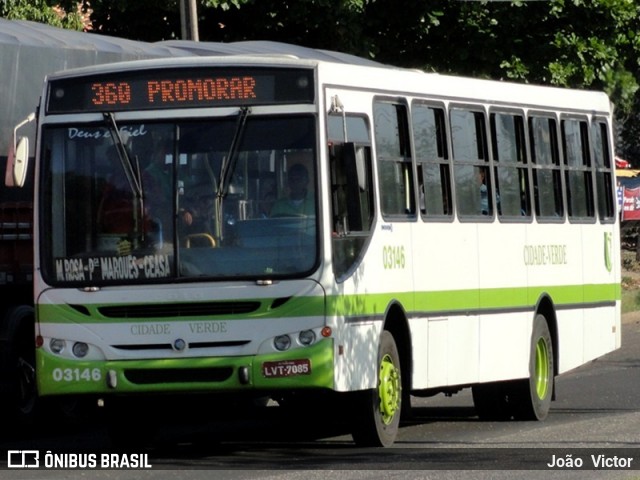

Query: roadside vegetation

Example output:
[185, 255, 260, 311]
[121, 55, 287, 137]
[622, 249, 640, 314]
[3, 1, 640, 163]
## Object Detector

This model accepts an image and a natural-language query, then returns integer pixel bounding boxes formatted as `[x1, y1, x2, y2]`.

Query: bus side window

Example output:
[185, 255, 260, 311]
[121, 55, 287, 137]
[591, 120, 615, 222]
[490, 111, 531, 219]
[330, 142, 374, 279]
[529, 116, 563, 220]
[562, 117, 595, 221]
[412, 102, 452, 218]
[373, 100, 415, 218]
[450, 107, 491, 218]
[328, 114, 375, 279]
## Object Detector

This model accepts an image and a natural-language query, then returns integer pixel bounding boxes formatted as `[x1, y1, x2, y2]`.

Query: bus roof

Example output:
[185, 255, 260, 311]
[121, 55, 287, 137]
[45, 53, 612, 116]
[159, 40, 612, 114]
[159, 39, 384, 67]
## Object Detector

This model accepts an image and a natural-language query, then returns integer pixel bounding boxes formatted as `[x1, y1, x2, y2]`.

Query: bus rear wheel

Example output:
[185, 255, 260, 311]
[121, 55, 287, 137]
[351, 330, 402, 447]
[472, 314, 553, 421]
[514, 314, 554, 420]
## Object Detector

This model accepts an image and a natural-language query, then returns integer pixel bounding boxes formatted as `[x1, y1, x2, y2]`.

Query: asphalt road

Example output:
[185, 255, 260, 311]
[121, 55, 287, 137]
[2, 316, 640, 479]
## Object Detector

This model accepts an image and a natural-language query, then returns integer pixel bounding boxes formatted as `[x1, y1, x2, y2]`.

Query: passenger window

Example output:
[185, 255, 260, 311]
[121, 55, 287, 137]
[591, 120, 615, 222]
[412, 103, 452, 218]
[451, 108, 491, 218]
[374, 101, 415, 217]
[491, 112, 530, 219]
[529, 116, 563, 220]
[562, 118, 595, 220]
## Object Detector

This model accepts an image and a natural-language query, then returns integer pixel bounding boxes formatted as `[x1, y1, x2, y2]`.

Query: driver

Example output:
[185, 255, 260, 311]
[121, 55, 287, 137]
[270, 163, 314, 217]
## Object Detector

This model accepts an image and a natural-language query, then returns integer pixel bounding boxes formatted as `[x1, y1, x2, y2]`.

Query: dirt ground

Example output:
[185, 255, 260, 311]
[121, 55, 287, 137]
[623, 310, 640, 324]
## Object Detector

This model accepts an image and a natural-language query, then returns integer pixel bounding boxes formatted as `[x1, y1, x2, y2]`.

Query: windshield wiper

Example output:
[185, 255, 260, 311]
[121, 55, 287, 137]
[216, 106, 251, 240]
[218, 106, 251, 198]
[103, 112, 145, 245]
[104, 113, 143, 199]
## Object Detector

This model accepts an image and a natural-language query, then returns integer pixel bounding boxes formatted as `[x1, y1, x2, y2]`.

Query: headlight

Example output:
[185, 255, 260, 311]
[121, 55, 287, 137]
[274, 334, 291, 351]
[50, 338, 65, 354]
[298, 329, 316, 346]
[72, 342, 89, 358]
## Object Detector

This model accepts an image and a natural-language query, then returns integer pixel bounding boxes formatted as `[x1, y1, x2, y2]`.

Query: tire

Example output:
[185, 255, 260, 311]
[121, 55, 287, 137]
[472, 314, 554, 421]
[4, 306, 39, 422]
[351, 330, 402, 447]
[514, 314, 554, 420]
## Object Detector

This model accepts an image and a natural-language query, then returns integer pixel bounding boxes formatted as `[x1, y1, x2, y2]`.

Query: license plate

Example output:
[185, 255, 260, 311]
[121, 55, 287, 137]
[262, 359, 311, 378]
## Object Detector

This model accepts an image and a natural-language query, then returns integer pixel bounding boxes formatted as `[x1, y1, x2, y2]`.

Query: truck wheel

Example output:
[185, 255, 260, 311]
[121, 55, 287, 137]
[351, 330, 402, 447]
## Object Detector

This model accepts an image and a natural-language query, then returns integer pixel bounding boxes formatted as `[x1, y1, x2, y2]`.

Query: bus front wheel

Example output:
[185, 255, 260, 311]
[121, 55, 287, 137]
[351, 330, 402, 447]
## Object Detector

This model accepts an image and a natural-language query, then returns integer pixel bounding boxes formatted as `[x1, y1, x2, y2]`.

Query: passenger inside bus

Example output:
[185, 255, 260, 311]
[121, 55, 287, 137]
[142, 143, 174, 231]
[98, 175, 140, 235]
[179, 184, 217, 247]
[98, 142, 193, 251]
[477, 166, 490, 215]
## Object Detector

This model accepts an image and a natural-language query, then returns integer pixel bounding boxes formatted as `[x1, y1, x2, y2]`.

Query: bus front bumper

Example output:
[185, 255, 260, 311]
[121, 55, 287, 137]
[36, 338, 334, 397]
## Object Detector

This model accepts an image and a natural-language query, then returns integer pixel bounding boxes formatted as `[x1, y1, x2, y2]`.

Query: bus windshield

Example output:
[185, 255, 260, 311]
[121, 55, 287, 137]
[40, 114, 318, 285]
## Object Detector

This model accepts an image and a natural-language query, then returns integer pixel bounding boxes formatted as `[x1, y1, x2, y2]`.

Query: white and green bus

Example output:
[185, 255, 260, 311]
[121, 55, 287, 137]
[14, 46, 620, 446]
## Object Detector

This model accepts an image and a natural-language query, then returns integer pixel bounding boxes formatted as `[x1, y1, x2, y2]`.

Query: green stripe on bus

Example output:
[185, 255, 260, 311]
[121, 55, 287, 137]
[37, 283, 619, 324]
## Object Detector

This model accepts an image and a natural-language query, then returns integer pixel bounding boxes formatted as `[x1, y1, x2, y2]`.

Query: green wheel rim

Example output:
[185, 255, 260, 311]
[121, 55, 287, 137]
[378, 353, 400, 425]
[534, 337, 550, 400]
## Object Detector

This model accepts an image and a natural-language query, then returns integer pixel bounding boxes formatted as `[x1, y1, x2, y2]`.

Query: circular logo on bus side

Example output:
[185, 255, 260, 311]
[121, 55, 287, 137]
[173, 338, 187, 352]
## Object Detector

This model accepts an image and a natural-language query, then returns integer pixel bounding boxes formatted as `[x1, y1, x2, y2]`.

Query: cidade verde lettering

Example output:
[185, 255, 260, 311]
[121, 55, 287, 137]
[523, 244, 568, 266]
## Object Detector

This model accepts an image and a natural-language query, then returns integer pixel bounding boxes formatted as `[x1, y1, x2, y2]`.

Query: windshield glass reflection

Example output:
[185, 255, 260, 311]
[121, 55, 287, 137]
[41, 115, 318, 285]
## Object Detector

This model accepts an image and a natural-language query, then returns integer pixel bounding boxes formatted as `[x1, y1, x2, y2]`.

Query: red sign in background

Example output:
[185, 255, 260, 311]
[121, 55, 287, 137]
[622, 186, 640, 220]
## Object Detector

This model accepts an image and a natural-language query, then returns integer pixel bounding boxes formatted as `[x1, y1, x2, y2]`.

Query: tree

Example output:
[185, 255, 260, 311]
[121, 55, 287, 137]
[81, 1, 181, 40]
[1, 0, 86, 30]
[359, 0, 640, 158]
[6, 0, 640, 160]
[197, 0, 368, 54]
[363, 1, 639, 109]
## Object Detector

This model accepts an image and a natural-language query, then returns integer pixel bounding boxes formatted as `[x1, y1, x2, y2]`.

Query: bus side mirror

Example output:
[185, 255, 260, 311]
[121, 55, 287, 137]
[5, 113, 35, 188]
[7, 137, 29, 188]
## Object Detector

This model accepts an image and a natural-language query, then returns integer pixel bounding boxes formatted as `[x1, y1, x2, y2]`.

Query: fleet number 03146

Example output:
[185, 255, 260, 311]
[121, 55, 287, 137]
[52, 367, 102, 382]
[383, 245, 406, 269]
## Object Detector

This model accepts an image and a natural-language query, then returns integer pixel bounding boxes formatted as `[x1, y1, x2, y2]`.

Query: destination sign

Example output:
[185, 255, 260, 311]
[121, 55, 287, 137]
[55, 254, 171, 283]
[46, 67, 314, 113]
